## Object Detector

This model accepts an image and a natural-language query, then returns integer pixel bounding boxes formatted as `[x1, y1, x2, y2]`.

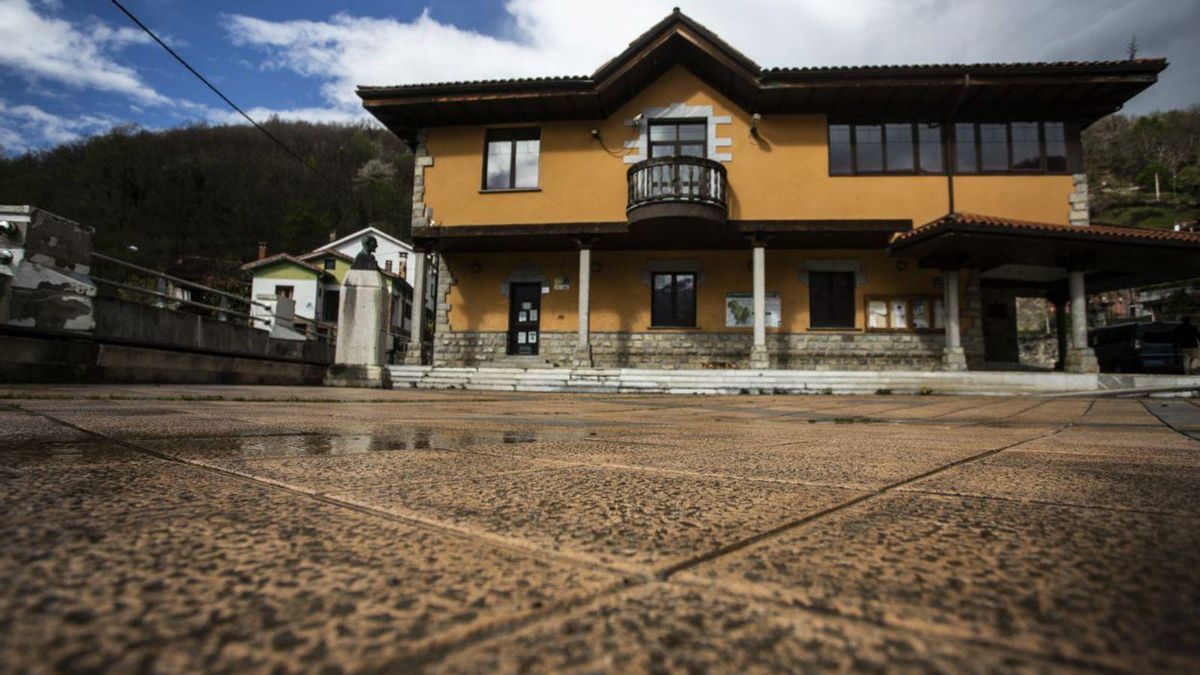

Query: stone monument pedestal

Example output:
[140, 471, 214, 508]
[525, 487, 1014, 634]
[325, 268, 392, 388]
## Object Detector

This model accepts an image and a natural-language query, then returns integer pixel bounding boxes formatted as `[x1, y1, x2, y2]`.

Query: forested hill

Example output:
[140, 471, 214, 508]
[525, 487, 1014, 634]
[1084, 106, 1199, 228]
[0, 120, 413, 273]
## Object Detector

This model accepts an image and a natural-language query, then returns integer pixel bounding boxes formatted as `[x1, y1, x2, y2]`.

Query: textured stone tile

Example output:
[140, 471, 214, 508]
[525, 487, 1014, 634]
[1078, 399, 1164, 426]
[341, 466, 864, 568]
[0, 460, 271, 529]
[0, 410, 92, 447]
[902, 448, 1200, 513]
[0, 439, 152, 468]
[425, 584, 1081, 675]
[225, 449, 553, 493]
[0, 484, 619, 674]
[685, 493, 1200, 671]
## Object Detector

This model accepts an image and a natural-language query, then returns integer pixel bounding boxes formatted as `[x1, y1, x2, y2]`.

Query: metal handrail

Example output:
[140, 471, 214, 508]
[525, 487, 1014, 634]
[627, 155, 728, 211]
[91, 251, 271, 312]
[90, 274, 271, 324]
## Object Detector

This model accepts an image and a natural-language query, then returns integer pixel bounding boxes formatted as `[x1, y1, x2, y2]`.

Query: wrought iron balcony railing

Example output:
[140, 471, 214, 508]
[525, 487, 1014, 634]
[626, 156, 728, 223]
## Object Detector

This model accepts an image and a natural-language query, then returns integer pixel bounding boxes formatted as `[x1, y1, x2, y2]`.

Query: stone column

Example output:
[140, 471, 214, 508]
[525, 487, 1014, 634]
[1064, 270, 1099, 373]
[326, 267, 390, 388]
[404, 251, 427, 365]
[942, 270, 967, 371]
[573, 246, 594, 367]
[749, 244, 770, 369]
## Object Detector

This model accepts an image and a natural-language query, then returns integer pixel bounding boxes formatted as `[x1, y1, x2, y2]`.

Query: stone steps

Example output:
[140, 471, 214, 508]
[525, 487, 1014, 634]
[382, 365, 1156, 396]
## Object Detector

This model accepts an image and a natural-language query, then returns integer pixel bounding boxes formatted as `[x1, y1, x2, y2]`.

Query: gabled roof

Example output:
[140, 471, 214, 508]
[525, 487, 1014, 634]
[889, 212, 1200, 293]
[298, 249, 353, 263]
[311, 226, 412, 254]
[359, 9, 1166, 138]
[241, 253, 325, 275]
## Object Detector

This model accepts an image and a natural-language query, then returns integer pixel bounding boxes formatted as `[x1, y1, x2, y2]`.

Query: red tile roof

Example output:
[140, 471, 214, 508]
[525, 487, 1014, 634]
[893, 212, 1200, 247]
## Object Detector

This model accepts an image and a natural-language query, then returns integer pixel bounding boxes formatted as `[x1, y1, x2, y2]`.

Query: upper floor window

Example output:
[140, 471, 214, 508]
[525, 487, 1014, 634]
[953, 121, 1074, 174]
[484, 127, 540, 190]
[834, 120, 1077, 175]
[649, 120, 706, 158]
[323, 257, 336, 270]
[829, 122, 943, 175]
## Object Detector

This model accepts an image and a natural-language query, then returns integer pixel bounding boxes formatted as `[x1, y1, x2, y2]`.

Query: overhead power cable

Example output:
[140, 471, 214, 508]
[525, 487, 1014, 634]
[108, 0, 336, 184]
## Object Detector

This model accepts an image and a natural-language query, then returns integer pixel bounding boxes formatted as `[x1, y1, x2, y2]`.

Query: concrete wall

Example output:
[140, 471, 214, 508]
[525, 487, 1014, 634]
[2, 297, 332, 384]
[0, 330, 329, 385]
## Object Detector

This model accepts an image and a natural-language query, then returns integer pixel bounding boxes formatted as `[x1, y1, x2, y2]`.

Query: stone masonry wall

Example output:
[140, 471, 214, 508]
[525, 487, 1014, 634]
[434, 330, 946, 370]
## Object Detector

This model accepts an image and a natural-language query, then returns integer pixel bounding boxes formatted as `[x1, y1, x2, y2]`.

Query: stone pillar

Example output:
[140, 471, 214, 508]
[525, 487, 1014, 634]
[750, 244, 769, 369]
[1069, 174, 1090, 226]
[573, 247, 593, 367]
[404, 251, 427, 365]
[942, 270, 967, 371]
[1065, 270, 1099, 373]
[326, 268, 390, 388]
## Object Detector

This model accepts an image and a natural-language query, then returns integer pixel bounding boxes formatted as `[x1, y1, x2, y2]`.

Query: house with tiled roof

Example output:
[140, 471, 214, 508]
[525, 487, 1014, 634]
[358, 9, 1199, 372]
[243, 227, 426, 348]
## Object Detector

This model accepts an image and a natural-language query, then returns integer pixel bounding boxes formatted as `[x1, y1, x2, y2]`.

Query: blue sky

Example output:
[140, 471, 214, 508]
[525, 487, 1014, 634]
[2, 0, 1198, 154]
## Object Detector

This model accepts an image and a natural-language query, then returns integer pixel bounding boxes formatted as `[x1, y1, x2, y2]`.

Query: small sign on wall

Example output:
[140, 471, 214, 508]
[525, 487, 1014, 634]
[726, 292, 781, 327]
[553, 276, 571, 291]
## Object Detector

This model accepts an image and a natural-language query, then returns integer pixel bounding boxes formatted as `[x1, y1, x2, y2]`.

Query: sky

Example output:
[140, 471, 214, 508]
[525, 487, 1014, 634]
[1, 0, 1198, 154]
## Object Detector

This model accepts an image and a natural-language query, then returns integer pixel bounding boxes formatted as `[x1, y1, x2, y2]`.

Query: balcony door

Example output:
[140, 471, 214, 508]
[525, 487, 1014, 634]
[507, 282, 541, 356]
[648, 120, 707, 198]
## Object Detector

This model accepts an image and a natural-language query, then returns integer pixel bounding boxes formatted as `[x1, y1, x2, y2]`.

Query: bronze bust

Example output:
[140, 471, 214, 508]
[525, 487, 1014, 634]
[351, 235, 379, 270]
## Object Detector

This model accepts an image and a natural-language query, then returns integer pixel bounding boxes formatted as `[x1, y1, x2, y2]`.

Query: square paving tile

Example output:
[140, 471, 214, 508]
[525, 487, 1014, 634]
[339, 466, 865, 569]
[224, 449, 556, 493]
[0, 480, 619, 674]
[684, 492, 1200, 671]
[425, 584, 1082, 674]
[901, 448, 1200, 513]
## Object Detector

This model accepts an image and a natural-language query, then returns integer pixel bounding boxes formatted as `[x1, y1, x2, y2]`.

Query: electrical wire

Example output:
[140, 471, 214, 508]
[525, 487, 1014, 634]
[108, 0, 337, 184]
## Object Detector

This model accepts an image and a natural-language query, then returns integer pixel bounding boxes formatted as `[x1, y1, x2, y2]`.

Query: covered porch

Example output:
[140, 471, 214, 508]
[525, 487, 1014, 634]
[889, 212, 1200, 373]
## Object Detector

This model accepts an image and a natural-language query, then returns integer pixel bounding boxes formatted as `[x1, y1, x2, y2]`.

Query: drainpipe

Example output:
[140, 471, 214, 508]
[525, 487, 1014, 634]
[945, 74, 971, 214]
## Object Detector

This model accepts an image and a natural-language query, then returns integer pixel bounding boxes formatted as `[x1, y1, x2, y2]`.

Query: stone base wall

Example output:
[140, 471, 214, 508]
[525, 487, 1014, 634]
[435, 330, 946, 370]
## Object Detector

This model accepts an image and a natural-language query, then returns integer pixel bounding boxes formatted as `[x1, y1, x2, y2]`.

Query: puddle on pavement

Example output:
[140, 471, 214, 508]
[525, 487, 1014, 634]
[147, 427, 544, 460]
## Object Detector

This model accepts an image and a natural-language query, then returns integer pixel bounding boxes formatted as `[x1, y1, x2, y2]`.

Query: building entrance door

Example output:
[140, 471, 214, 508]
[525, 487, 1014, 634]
[507, 282, 541, 355]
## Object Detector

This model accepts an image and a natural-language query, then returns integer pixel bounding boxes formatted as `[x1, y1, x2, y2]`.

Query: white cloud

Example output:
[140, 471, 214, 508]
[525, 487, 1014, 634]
[0, 0, 167, 105]
[0, 99, 116, 153]
[226, 0, 1200, 118]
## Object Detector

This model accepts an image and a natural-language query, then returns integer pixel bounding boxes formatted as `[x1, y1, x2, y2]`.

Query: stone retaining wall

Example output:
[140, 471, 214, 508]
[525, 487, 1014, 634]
[434, 330, 946, 370]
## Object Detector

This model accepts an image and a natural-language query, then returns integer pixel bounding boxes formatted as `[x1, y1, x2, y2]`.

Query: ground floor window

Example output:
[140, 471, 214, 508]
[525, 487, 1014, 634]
[275, 285, 294, 299]
[652, 272, 696, 327]
[808, 271, 855, 328]
[866, 295, 944, 331]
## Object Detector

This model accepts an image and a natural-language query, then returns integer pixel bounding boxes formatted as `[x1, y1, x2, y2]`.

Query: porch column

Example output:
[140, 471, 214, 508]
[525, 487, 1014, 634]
[403, 251, 427, 365]
[750, 243, 770, 369]
[1064, 270, 1099, 373]
[942, 270, 968, 371]
[573, 245, 594, 367]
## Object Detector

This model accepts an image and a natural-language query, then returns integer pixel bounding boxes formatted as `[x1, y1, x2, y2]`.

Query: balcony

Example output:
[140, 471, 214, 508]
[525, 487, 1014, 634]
[626, 156, 728, 225]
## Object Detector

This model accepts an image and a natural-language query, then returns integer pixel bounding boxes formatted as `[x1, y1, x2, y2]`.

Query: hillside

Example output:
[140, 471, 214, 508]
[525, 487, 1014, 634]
[0, 120, 413, 277]
[1084, 105, 1200, 228]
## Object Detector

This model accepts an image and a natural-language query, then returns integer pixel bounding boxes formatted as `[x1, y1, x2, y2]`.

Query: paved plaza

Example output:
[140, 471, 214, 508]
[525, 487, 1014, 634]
[2, 385, 1199, 673]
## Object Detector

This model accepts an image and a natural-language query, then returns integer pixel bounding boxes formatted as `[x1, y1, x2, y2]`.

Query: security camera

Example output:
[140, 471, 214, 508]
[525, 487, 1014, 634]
[632, 113, 644, 124]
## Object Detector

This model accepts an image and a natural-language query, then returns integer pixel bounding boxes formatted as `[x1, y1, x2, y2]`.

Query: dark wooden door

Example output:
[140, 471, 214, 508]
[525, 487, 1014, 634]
[507, 282, 542, 355]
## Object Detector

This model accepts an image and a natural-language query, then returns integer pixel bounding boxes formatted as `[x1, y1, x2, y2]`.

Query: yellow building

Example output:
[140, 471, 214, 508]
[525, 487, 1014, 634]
[361, 10, 1199, 372]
